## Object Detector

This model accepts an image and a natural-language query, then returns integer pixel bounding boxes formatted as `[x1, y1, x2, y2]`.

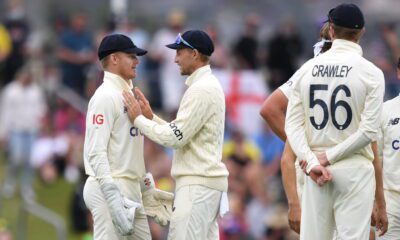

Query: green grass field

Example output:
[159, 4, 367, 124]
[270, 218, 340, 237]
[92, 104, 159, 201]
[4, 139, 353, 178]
[0, 154, 88, 240]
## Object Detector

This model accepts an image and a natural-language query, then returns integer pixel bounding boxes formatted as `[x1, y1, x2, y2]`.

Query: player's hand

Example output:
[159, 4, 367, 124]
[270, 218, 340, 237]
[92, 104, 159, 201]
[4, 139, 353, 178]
[140, 173, 174, 226]
[299, 160, 308, 175]
[300, 160, 331, 186]
[310, 165, 332, 186]
[309, 171, 322, 185]
[123, 90, 142, 123]
[288, 202, 301, 234]
[134, 87, 153, 120]
[317, 152, 330, 167]
[100, 182, 142, 235]
[374, 201, 388, 236]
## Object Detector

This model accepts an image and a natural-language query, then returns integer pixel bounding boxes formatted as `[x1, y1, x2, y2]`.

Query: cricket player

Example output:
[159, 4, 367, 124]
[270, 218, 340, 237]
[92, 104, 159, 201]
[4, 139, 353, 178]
[260, 22, 388, 238]
[83, 34, 173, 240]
[123, 30, 229, 240]
[376, 58, 400, 239]
[260, 22, 332, 234]
[285, 4, 385, 239]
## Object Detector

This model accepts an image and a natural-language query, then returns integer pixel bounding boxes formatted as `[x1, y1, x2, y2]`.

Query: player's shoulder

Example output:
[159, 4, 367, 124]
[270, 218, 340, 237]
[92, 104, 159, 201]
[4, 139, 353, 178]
[359, 57, 384, 76]
[88, 85, 116, 106]
[193, 73, 221, 91]
[383, 96, 400, 109]
[299, 57, 318, 70]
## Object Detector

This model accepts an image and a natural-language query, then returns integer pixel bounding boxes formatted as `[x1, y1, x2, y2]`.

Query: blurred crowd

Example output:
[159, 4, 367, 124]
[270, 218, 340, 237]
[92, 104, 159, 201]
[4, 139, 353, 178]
[0, 0, 399, 239]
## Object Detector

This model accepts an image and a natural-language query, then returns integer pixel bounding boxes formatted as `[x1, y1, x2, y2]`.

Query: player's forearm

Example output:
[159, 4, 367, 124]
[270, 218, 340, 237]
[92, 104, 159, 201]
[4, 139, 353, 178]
[281, 142, 300, 206]
[134, 115, 183, 148]
[371, 142, 385, 207]
[326, 130, 372, 164]
[260, 89, 288, 141]
[260, 107, 286, 141]
[286, 94, 319, 173]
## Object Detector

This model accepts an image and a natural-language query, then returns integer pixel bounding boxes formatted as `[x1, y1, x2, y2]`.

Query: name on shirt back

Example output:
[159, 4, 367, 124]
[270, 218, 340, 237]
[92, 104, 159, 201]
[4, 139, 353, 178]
[312, 65, 352, 78]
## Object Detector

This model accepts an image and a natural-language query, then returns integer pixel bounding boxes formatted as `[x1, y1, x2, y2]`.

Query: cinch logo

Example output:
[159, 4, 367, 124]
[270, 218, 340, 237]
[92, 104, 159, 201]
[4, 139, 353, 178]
[93, 114, 104, 125]
[130, 127, 143, 137]
[393, 140, 399, 150]
[169, 122, 183, 141]
[388, 118, 400, 126]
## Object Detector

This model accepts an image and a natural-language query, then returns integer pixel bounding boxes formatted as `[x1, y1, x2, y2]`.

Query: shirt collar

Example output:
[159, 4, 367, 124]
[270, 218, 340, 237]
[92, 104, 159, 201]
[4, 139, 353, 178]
[185, 65, 212, 86]
[103, 71, 133, 91]
[330, 39, 363, 56]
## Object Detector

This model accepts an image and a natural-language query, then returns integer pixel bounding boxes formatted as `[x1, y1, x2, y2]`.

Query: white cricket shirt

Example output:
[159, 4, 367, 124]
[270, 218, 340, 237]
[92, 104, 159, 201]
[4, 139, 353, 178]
[83, 71, 145, 181]
[378, 96, 400, 192]
[285, 39, 385, 172]
[134, 65, 229, 192]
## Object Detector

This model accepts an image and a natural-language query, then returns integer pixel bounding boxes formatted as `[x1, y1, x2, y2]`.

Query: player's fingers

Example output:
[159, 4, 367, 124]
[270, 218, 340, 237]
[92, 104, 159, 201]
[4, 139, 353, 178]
[295, 222, 301, 234]
[326, 170, 332, 181]
[289, 220, 300, 234]
[122, 90, 131, 99]
[123, 99, 130, 107]
[299, 160, 306, 168]
[370, 214, 376, 226]
[380, 218, 388, 235]
[134, 87, 143, 99]
[321, 168, 331, 181]
[288, 220, 295, 232]
[138, 99, 146, 108]
[317, 177, 323, 186]
[135, 87, 147, 102]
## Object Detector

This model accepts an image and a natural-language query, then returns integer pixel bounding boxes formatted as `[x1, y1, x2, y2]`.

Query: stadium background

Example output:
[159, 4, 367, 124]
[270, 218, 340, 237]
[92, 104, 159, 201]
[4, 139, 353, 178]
[0, 0, 399, 239]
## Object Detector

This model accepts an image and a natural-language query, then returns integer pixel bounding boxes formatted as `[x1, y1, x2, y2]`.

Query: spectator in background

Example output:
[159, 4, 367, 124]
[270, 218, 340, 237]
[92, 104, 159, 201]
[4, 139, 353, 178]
[265, 19, 303, 91]
[57, 12, 95, 97]
[253, 123, 284, 177]
[223, 129, 261, 167]
[148, 9, 186, 115]
[30, 115, 69, 184]
[113, 18, 149, 84]
[0, 64, 47, 202]
[233, 13, 261, 70]
[3, 0, 29, 86]
[206, 24, 229, 69]
[381, 22, 400, 99]
[219, 192, 250, 239]
[0, 24, 12, 87]
[0, 24, 11, 64]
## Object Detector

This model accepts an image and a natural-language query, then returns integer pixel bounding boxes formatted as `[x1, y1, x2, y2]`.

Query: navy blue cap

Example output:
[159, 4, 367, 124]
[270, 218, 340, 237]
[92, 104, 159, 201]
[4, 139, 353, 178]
[327, 3, 365, 29]
[98, 34, 147, 60]
[166, 30, 214, 56]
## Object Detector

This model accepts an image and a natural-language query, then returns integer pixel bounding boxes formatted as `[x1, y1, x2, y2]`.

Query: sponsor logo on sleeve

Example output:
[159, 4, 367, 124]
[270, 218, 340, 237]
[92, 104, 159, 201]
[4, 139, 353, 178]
[92, 114, 104, 125]
[169, 122, 183, 141]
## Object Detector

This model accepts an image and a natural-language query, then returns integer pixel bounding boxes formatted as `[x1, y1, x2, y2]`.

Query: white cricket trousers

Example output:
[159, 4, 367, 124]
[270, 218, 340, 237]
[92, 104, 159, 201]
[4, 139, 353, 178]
[167, 185, 222, 240]
[83, 176, 151, 240]
[300, 160, 375, 240]
[377, 190, 400, 240]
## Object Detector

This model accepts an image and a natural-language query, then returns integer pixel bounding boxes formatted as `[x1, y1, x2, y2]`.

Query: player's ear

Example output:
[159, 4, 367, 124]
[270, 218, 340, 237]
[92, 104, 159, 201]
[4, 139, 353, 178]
[329, 23, 335, 40]
[109, 53, 119, 65]
[193, 49, 200, 60]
